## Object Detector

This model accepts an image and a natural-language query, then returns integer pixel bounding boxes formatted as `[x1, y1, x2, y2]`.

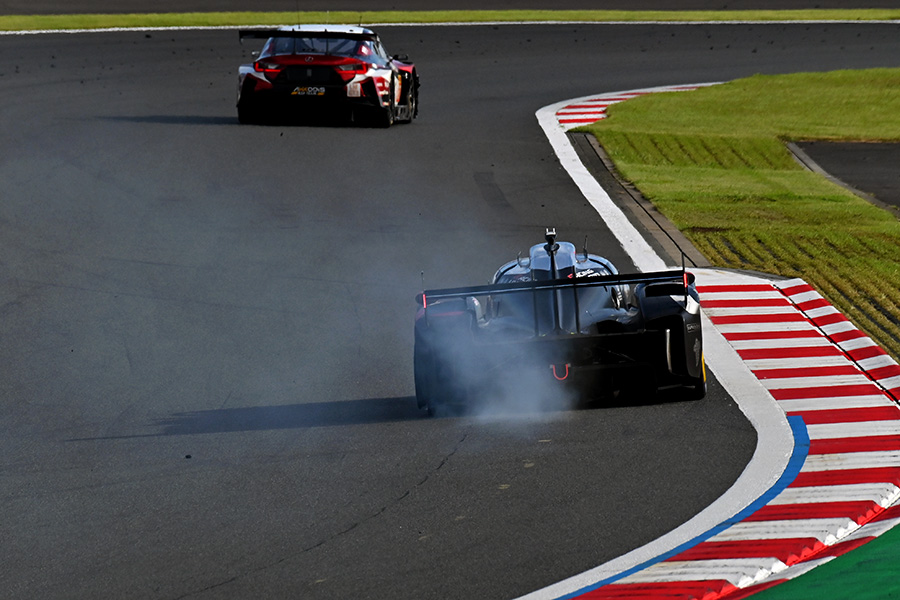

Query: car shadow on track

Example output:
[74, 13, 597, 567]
[151, 396, 426, 436]
[68, 389, 706, 441]
[99, 115, 239, 126]
[100, 114, 382, 128]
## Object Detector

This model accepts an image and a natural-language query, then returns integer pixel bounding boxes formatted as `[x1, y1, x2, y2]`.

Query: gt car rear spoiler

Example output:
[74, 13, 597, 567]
[238, 29, 379, 42]
[419, 268, 695, 335]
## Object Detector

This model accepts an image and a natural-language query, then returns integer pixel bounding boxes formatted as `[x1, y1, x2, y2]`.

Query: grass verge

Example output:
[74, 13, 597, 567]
[0, 9, 898, 32]
[577, 68, 900, 361]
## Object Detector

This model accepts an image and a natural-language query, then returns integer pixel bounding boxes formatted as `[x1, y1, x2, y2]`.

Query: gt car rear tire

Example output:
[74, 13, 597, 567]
[237, 81, 259, 125]
[376, 75, 397, 128]
[237, 101, 258, 125]
[397, 72, 417, 124]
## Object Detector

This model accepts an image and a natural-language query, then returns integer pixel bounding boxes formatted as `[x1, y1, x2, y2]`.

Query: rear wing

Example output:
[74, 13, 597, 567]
[238, 29, 379, 42]
[421, 269, 694, 303]
[419, 269, 695, 334]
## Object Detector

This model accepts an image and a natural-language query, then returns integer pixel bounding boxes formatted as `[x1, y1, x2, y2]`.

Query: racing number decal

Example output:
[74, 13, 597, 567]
[292, 86, 325, 96]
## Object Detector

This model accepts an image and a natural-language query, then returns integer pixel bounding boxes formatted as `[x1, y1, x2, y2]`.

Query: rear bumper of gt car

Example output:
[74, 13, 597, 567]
[239, 73, 389, 110]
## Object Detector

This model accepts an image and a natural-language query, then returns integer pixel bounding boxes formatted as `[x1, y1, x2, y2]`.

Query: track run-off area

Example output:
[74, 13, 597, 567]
[1, 12, 898, 600]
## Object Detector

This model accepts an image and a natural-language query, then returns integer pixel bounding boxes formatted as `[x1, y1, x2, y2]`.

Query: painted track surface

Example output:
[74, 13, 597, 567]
[2, 20, 899, 600]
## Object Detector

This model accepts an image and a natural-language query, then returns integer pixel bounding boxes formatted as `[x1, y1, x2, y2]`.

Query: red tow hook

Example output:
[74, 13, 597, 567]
[550, 364, 570, 381]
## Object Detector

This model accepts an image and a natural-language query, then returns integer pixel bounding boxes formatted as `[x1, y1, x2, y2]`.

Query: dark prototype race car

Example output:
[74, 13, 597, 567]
[414, 230, 706, 415]
[237, 25, 419, 126]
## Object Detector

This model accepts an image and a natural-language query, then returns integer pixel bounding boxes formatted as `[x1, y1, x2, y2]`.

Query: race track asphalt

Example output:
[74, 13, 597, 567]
[1, 7, 898, 600]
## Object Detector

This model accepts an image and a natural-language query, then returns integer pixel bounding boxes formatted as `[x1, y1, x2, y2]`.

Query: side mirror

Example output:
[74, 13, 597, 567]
[392, 54, 409, 62]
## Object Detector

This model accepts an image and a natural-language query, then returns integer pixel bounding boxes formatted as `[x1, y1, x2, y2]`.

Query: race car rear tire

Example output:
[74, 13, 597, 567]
[397, 72, 417, 124]
[414, 340, 435, 412]
[376, 75, 397, 128]
[682, 377, 707, 401]
[237, 80, 260, 124]
[237, 101, 258, 125]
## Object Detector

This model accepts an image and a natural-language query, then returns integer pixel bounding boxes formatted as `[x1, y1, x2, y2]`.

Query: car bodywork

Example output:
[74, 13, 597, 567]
[237, 25, 418, 126]
[414, 230, 706, 414]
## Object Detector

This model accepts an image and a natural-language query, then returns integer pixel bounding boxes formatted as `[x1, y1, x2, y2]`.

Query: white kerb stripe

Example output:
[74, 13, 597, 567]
[807, 421, 900, 439]
[777, 395, 896, 412]
[744, 357, 852, 370]
[711, 518, 858, 544]
[616, 558, 787, 588]
[803, 452, 900, 472]
[761, 374, 873, 390]
[771, 483, 900, 505]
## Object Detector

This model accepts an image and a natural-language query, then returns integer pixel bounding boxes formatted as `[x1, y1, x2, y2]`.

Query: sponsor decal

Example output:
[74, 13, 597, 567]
[292, 86, 325, 96]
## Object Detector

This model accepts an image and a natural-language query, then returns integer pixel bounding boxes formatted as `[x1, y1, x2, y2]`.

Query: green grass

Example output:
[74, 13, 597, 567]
[0, 9, 898, 31]
[578, 69, 900, 360]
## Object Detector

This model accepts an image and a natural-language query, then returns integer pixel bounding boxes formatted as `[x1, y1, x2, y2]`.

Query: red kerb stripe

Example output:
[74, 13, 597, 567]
[870, 364, 900, 380]
[745, 500, 880, 523]
[829, 329, 866, 343]
[703, 298, 790, 308]
[754, 365, 860, 380]
[711, 313, 808, 325]
[786, 405, 900, 423]
[772, 383, 883, 401]
[847, 346, 888, 361]
[697, 284, 775, 293]
[669, 538, 823, 564]
[792, 467, 900, 487]
[578, 580, 737, 599]
[722, 330, 822, 341]
[780, 283, 815, 296]
[810, 312, 849, 327]
[810, 435, 900, 454]
[794, 298, 831, 310]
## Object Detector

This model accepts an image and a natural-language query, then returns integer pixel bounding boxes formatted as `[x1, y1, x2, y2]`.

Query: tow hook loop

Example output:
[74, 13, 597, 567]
[551, 364, 570, 381]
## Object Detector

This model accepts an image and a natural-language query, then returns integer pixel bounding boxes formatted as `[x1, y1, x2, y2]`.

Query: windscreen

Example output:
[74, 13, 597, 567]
[261, 35, 386, 65]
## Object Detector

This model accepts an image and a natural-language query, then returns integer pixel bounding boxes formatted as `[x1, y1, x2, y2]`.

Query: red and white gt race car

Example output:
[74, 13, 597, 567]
[237, 25, 418, 127]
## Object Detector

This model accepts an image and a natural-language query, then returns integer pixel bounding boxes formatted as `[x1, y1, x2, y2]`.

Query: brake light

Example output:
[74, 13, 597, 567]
[254, 60, 282, 77]
[336, 61, 367, 73]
